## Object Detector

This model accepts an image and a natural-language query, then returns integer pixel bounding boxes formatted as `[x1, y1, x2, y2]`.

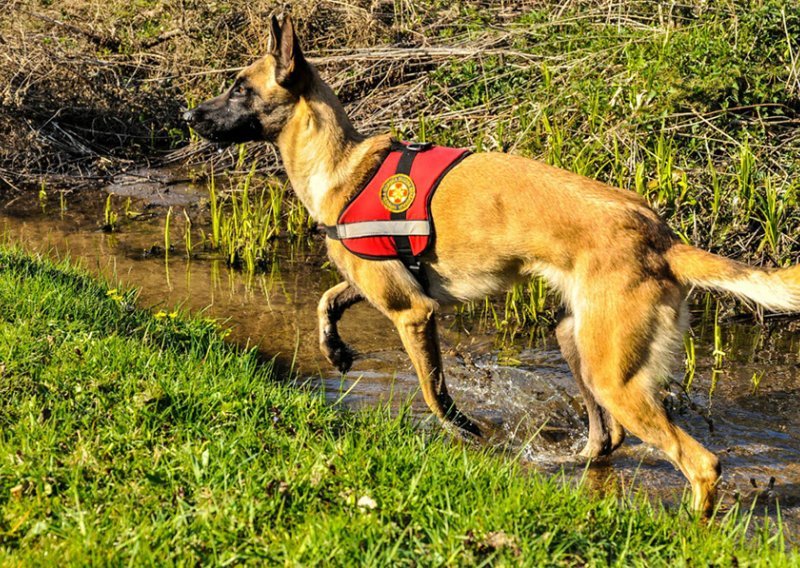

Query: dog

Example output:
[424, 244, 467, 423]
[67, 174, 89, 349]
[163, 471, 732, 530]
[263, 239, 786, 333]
[184, 14, 800, 516]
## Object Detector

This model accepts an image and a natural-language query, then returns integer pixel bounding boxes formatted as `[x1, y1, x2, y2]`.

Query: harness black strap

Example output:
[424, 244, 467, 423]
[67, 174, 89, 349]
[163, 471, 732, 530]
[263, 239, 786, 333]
[392, 144, 430, 292]
[323, 141, 434, 292]
[323, 224, 339, 240]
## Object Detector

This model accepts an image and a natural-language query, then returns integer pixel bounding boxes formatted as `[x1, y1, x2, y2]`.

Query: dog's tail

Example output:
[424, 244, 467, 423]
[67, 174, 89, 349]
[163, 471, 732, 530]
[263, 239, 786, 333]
[666, 243, 800, 312]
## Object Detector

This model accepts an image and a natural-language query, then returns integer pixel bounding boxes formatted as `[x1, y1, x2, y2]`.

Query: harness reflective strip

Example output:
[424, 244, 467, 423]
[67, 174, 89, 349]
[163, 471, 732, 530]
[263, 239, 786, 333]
[330, 220, 430, 239]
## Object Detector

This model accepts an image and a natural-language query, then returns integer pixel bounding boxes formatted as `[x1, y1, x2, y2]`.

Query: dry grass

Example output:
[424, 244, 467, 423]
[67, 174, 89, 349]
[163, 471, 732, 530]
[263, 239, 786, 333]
[0, 0, 477, 188]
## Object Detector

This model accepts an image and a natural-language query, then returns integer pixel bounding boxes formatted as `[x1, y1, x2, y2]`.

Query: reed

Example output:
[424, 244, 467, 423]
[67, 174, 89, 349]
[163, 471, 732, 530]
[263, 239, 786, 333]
[712, 301, 726, 371]
[756, 176, 794, 259]
[202, 165, 313, 272]
[37, 180, 47, 211]
[683, 333, 697, 391]
[737, 140, 756, 215]
[102, 193, 118, 233]
[183, 209, 193, 256]
[209, 167, 221, 250]
[164, 206, 172, 256]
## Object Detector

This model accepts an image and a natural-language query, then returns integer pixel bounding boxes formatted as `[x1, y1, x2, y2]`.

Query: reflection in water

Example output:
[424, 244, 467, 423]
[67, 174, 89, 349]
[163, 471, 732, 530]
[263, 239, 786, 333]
[2, 190, 800, 542]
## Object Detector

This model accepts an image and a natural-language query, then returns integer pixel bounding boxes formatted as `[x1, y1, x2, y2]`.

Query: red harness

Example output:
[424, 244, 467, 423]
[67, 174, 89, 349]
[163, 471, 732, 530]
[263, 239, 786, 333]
[324, 141, 470, 287]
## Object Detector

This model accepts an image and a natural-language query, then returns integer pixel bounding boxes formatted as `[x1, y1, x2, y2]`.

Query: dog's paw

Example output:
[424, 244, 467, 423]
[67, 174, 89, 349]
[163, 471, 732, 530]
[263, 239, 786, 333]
[578, 439, 609, 460]
[322, 337, 356, 374]
[445, 409, 484, 440]
[578, 434, 621, 460]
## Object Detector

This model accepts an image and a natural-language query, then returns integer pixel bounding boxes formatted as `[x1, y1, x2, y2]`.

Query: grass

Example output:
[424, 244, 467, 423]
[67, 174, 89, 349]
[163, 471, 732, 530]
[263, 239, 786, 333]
[188, 162, 314, 271]
[207, 163, 313, 271]
[0, 245, 798, 565]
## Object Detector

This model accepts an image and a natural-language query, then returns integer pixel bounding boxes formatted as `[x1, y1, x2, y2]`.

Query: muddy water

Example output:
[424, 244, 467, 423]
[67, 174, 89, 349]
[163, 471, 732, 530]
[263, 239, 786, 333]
[2, 186, 799, 541]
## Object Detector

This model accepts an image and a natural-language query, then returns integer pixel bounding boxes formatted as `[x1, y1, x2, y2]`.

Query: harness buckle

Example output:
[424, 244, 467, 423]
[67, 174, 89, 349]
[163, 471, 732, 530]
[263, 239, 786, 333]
[321, 224, 340, 240]
[406, 141, 433, 152]
[403, 258, 429, 291]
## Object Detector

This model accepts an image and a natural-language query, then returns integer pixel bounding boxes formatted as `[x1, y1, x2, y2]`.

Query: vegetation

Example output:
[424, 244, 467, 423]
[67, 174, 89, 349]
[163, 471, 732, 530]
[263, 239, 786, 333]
[423, 1, 800, 267]
[3, 3, 800, 562]
[0, 246, 797, 565]
[3, 1, 799, 264]
[204, 161, 314, 271]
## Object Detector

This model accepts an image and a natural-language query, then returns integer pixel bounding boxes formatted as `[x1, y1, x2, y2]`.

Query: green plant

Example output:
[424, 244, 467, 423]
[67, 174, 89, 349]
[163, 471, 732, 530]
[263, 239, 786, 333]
[209, 168, 221, 250]
[183, 209, 193, 256]
[164, 206, 172, 256]
[202, 164, 312, 273]
[756, 176, 792, 258]
[683, 333, 696, 391]
[751, 371, 765, 394]
[737, 140, 757, 215]
[37, 181, 47, 211]
[0, 245, 795, 565]
[102, 193, 118, 232]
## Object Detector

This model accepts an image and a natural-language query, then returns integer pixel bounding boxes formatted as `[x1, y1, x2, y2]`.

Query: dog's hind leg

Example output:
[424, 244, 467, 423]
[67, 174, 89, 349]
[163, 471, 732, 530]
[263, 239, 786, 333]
[318, 281, 364, 373]
[575, 282, 720, 516]
[556, 314, 625, 458]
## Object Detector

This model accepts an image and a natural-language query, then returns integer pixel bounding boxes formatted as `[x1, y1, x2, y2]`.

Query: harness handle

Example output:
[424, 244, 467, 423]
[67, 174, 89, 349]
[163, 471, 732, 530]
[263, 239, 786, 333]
[406, 141, 433, 152]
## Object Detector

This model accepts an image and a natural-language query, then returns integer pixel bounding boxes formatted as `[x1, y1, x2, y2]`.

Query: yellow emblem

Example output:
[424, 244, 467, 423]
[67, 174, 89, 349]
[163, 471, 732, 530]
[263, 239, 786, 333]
[379, 174, 416, 213]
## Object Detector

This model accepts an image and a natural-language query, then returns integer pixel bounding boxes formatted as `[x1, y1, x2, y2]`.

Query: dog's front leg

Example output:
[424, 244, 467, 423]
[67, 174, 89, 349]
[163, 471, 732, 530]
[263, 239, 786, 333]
[318, 281, 364, 373]
[326, 247, 481, 437]
[391, 302, 482, 437]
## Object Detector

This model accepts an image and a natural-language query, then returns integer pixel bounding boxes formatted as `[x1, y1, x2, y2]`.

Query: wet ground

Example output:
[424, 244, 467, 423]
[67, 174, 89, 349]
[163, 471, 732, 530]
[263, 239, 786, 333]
[2, 181, 799, 542]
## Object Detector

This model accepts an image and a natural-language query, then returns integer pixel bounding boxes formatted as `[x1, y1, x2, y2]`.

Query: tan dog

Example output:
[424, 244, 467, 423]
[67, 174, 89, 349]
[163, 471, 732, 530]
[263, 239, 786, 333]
[184, 15, 800, 516]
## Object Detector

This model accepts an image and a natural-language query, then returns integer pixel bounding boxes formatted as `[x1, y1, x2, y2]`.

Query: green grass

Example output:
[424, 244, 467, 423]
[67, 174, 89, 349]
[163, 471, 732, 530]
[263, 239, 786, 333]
[204, 160, 313, 271]
[0, 247, 798, 565]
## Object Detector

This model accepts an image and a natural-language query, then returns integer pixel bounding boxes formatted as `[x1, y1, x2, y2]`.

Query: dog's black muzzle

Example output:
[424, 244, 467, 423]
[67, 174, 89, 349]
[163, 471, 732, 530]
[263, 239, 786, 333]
[183, 97, 264, 144]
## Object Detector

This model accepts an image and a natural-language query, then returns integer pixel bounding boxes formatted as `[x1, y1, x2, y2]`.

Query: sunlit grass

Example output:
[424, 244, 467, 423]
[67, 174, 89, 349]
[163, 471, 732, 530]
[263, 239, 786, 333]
[0, 246, 796, 565]
[202, 164, 313, 272]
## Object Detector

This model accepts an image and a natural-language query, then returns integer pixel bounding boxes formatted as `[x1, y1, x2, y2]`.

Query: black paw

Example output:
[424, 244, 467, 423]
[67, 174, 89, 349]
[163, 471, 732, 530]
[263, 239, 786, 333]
[444, 408, 484, 440]
[323, 337, 356, 374]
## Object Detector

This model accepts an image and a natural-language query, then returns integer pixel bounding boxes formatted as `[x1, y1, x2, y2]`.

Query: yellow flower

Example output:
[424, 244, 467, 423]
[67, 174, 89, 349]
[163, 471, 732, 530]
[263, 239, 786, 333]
[168, 311, 178, 319]
[154, 310, 167, 319]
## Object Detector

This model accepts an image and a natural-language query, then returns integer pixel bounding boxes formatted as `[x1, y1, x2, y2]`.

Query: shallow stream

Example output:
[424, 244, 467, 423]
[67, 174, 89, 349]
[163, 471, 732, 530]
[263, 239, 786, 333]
[2, 179, 799, 541]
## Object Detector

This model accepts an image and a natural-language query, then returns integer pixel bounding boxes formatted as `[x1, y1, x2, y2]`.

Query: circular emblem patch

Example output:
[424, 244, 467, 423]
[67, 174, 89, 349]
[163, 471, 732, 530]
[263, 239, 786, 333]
[379, 174, 416, 213]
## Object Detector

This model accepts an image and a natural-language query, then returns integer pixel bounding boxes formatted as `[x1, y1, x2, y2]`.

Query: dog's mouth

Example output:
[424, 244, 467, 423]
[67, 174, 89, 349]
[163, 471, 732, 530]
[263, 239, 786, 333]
[196, 129, 237, 148]
[186, 116, 264, 146]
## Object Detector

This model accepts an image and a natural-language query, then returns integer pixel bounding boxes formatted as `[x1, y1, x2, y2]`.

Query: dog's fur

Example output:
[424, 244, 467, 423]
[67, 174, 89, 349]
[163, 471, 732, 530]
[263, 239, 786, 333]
[185, 15, 800, 516]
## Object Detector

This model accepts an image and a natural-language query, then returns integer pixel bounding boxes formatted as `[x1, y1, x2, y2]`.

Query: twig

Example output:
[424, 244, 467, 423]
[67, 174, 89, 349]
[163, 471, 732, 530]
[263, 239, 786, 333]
[141, 29, 183, 50]
[21, 9, 121, 52]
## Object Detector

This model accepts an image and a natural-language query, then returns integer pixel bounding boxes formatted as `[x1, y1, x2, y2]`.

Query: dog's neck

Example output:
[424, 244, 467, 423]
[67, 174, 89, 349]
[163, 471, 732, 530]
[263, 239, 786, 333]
[276, 78, 391, 224]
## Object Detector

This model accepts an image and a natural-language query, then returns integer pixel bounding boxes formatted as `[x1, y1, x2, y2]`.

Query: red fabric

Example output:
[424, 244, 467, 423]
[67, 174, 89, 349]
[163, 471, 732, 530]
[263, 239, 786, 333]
[337, 144, 469, 259]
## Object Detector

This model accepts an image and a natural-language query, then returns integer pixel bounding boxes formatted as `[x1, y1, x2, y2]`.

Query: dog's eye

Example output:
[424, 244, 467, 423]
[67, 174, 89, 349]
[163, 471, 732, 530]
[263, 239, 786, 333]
[232, 84, 249, 97]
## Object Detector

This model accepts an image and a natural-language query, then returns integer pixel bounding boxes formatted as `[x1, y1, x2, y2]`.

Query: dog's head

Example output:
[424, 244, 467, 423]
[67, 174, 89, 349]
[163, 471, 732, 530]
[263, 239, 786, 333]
[183, 14, 311, 144]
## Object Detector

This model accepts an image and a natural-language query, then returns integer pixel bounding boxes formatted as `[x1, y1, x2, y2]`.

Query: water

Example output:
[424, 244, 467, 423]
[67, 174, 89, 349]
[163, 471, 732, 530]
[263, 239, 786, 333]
[2, 183, 799, 541]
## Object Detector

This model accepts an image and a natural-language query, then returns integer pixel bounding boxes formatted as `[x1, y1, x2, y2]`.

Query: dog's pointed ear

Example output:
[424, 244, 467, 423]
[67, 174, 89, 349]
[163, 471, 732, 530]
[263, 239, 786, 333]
[267, 14, 281, 55]
[275, 14, 310, 93]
